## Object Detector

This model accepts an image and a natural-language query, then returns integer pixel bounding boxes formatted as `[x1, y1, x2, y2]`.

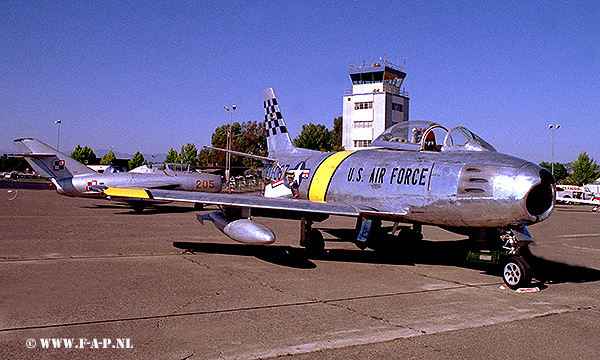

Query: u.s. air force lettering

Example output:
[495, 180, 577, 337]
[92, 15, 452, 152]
[347, 166, 430, 186]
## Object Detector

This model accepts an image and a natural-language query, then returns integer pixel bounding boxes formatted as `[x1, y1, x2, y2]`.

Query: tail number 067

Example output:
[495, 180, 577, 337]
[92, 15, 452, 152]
[196, 179, 215, 189]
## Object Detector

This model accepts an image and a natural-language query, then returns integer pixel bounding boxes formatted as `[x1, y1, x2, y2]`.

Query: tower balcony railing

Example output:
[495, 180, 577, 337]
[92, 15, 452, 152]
[348, 59, 406, 73]
[344, 87, 409, 97]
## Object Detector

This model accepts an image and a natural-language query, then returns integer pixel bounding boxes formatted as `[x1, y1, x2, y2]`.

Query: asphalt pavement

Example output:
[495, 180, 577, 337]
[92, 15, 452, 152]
[1, 188, 599, 359]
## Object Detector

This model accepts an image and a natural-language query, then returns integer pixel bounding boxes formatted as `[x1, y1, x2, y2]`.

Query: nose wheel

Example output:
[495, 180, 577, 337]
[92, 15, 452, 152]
[503, 256, 531, 289]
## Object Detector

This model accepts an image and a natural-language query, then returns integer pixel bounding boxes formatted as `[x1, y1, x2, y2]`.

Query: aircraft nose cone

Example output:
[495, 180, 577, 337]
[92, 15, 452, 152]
[517, 163, 556, 222]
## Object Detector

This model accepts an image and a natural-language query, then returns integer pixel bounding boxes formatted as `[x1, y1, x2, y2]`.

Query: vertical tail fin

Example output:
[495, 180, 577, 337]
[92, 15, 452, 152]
[13, 138, 96, 179]
[263, 88, 296, 156]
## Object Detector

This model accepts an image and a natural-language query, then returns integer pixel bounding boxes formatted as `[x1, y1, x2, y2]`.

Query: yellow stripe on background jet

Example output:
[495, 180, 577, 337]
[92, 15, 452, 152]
[102, 88, 556, 289]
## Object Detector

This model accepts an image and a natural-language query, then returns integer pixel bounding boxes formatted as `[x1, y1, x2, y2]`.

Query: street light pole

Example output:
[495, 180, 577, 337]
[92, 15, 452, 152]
[55, 119, 61, 151]
[224, 105, 236, 194]
[549, 124, 560, 176]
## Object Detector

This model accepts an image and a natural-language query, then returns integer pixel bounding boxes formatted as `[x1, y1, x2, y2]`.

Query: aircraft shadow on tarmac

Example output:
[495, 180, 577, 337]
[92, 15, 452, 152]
[174, 226, 600, 286]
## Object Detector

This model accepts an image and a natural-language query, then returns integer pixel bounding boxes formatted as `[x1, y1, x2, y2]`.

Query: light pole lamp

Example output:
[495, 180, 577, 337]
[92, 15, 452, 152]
[55, 119, 61, 151]
[549, 124, 560, 176]
[224, 105, 236, 194]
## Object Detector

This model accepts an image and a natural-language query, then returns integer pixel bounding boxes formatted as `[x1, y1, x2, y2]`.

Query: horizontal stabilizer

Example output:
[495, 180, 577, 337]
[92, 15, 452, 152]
[13, 138, 96, 179]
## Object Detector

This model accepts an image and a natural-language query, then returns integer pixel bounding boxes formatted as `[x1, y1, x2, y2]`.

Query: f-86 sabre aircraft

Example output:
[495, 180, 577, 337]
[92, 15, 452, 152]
[13, 138, 222, 212]
[103, 88, 556, 289]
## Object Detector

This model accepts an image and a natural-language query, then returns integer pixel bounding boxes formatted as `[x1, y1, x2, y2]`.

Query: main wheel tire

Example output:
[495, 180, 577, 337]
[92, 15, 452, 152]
[305, 229, 324, 254]
[131, 203, 145, 213]
[503, 256, 532, 290]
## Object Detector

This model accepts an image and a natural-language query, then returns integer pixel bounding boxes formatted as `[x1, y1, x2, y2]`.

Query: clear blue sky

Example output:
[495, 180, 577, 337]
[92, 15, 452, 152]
[1, 0, 598, 164]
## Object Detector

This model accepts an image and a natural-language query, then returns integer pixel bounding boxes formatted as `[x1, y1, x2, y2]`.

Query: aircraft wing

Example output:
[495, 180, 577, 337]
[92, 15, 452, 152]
[102, 187, 409, 218]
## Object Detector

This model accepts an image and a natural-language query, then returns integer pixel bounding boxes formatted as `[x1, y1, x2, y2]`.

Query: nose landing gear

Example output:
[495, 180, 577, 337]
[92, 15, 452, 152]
[503, 256, 532, 290]
[467, 226, 535, 290]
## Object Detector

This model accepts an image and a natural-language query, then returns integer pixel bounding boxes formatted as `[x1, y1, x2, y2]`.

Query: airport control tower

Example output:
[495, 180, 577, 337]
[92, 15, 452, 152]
[342, 60, 409, 150]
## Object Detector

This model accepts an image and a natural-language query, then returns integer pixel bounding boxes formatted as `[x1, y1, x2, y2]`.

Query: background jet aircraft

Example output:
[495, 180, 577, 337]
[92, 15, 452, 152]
[14, 138, 222, 212]
[103, 88, 556, 289]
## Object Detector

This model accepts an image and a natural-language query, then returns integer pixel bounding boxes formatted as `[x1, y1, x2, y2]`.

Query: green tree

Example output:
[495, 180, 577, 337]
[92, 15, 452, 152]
[128, 151, 145, 170]
[293, 123, 331, 151]
[211, 122, 242, 166]
[566, 152, 600, 186]
[99, 151, 116, 165]
[539, 161, 568, 183]
[165, 148, 179, 163]
[70, 145, 96, 164]
[0, 155, 29, 172]
[180, 143, 199, 166]
[236, 120, 267, 167]
[330, 116, 344, 151]
[197, 148, 214, 166]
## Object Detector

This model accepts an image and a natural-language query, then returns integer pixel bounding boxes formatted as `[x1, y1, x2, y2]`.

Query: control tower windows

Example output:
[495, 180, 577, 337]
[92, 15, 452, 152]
[354, 121, 372, 128]
[354, 102, 373, 110]
[354, 140, 372, 148]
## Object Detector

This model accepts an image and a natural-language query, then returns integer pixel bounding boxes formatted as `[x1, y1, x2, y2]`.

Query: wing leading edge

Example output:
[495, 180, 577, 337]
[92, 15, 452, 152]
[102, 187, 409, 218]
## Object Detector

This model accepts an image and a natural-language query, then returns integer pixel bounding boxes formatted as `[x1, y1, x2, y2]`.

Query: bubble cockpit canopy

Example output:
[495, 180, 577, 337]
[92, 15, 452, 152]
[371, 121, 496, 153]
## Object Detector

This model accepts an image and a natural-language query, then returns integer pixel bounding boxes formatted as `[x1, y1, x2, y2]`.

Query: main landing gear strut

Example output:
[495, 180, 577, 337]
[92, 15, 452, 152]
[300, 216, 324, 254]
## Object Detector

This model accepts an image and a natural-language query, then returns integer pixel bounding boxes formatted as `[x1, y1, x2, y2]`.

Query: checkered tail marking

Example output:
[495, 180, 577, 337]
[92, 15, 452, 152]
[264, 98, 288, 137]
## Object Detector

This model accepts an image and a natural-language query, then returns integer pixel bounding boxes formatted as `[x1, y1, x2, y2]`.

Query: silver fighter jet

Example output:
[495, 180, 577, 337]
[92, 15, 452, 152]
[14, 138, 222, 212]
[103, 88, 556, 288]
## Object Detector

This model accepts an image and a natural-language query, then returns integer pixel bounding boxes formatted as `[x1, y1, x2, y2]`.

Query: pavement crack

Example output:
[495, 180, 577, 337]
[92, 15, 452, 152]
[404, 337, 467, 359]
[319, 299, 426, 334]
[182, 254, 298, 299]
[180, 351, 196, 359]
[156, 291, 223, 328]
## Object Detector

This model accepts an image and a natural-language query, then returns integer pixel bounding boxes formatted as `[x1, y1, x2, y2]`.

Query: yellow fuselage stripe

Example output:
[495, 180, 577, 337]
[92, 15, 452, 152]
[104, 187, 151, 199]
[308, 151, 357, 202]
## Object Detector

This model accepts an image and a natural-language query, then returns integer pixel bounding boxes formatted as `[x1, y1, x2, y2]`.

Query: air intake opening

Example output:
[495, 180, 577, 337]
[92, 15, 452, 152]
[525, 169, 556, 216]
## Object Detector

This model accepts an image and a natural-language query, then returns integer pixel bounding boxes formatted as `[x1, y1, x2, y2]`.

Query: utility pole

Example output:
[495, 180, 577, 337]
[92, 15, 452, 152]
[549, 124, 560, 176]
[224, 105, 236, 194]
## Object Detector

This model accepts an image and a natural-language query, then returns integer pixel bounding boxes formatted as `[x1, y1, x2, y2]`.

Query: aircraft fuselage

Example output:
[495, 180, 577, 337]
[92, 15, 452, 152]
[54, 171, 222, 197]
[264, 148, 555, 229]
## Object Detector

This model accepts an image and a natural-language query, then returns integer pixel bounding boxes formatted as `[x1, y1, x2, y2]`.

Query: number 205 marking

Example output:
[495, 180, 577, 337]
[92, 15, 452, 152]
[196, 179, 215, 189]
